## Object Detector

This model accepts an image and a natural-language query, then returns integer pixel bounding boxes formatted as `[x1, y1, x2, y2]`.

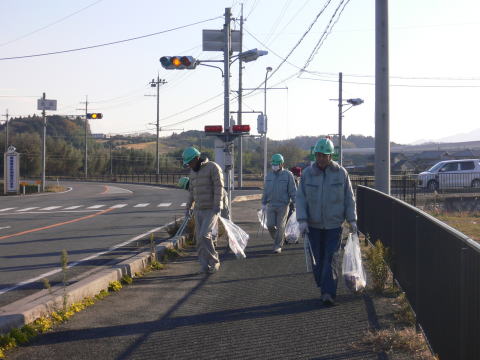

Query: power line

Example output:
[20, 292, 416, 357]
[0, 16, 221, 61]
[0, 0, 105, 48]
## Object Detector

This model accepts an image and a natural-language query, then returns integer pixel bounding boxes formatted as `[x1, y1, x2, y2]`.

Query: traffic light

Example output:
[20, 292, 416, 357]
[160, 56, 197, 70]
[87, 113, 103, 119]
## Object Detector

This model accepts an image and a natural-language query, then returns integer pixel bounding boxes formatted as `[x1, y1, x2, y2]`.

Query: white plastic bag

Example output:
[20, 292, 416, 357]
[342, 233, 367, 293]
[285, 210, 300, 244]
[257, 209, 268, 230]
[303, 233, 316, 272]
[219, 217, 249, 259]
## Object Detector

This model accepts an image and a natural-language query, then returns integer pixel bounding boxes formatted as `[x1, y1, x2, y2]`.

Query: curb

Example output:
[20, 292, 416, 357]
[0, 235, 187, 335]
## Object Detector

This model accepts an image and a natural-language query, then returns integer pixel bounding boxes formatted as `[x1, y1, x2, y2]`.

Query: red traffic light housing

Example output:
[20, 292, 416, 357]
[232, 124, 250, 133]
[160, 56, 197, 70]
[87, 113, 103, 119]
[204, 125, 223, 133]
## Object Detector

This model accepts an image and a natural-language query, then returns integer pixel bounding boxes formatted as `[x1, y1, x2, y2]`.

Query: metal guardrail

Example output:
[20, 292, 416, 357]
[357, 185, 480, 360]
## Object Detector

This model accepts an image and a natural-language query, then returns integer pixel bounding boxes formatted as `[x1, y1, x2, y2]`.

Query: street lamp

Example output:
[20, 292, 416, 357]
[337, 96, 364, 166]
[263, 66, 272, 181]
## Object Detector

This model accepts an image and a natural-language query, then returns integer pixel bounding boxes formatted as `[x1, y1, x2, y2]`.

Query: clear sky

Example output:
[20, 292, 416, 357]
[1, 0, 480, 145]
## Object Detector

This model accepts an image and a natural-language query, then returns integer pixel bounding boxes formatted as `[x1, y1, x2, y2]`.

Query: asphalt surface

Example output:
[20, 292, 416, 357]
[1, 181, 218, 307]
[6, 197, 408, 360]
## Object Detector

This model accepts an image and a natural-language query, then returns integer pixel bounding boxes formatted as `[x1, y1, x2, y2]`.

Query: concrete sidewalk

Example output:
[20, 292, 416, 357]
[8, 199, 404, 360]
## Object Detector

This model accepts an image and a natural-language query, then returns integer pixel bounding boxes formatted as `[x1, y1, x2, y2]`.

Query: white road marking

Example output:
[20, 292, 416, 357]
[0, 208, 16, 212]
[63, 205, 83, 210]
[16, 207, 39, 212]
[134, 203, 150, 208]
[111, 204, 128, 208]
[39, 206, 62, 211]
[0, 226, 11, 230]
[180, 203, 186, 207]
[102, 186, 133, 194]
[0, 223, 170, 296]
[158, 203, 172, 207]
[87, 205, 106, 209]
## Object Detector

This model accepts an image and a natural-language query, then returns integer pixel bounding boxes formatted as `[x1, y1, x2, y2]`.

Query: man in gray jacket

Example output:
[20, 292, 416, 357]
[296, 138, 357, 305]
[261, 153, 297, 254]
[183, 146, 224, 274]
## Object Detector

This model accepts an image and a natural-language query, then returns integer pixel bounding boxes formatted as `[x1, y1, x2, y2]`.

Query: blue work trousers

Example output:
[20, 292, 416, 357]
[308, 227, 342, 298]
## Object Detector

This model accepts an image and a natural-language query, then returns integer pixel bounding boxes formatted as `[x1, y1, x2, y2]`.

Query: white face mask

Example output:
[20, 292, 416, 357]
[272, 165, 280, 171]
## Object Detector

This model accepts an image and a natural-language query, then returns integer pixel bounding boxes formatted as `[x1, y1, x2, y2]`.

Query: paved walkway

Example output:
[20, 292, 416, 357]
[9, 199, 401, 360]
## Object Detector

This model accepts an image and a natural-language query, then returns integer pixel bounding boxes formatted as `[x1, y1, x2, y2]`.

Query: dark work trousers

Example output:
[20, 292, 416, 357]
[308, 227, 342, 298]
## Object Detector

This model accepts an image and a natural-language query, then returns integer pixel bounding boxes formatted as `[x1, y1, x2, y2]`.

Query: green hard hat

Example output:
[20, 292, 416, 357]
[313, 138, 334, 155]
[271, 153, 284, 165]
[182, 146, 200, 165]
[178, 176, 190, 190]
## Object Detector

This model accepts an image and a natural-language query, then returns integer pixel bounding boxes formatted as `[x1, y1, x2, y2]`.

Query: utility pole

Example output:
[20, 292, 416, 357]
[223, 7, 233, 210]
[78, 96, 89, 179]
[2, 109, 8, 152]
[109, 140, 113, 176]
[338, 72, 343, 166]
[237, 3, 244, 188]
[41, 93, 47, 191]
[149, 76, 167, 181]
[375, 0, 390, 194]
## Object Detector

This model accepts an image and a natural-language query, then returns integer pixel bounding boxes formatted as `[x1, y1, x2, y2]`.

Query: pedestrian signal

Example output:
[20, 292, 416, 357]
[87, 113, 103, 119]
[160, 56, 197, 70]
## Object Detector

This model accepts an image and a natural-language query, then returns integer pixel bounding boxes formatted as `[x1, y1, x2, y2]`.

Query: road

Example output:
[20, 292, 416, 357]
[0, 181, 190, 307]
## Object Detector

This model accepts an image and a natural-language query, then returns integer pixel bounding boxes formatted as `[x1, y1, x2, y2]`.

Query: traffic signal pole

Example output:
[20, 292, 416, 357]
[41, 93, 46, 191]
[237, 4, 244, 189]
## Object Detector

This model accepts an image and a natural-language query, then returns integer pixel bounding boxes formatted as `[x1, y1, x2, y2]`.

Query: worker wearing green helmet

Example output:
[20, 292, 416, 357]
[296, 137, 357, 305]
[261, 153, 297, 254]
[182, 146, 225, 274]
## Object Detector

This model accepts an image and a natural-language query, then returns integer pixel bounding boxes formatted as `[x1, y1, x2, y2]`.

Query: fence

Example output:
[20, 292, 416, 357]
[357, 185, 480, 360]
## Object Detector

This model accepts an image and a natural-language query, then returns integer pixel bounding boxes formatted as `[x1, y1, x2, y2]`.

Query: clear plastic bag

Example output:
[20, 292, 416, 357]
[257, 208, 268, 230]
[285, 210, 300, 244]
[219, 217, 249, 259]
[303, 233, 316, 272]
[342, 233, 367, 293]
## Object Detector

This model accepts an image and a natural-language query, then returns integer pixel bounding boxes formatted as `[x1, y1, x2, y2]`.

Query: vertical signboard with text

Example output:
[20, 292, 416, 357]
[4, 146, 20, 194]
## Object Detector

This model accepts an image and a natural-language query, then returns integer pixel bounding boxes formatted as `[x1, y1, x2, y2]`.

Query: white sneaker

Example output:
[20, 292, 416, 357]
[273, 247, 282, 254]
[207, 263, 220, 274]
[321, 293, 334, 305]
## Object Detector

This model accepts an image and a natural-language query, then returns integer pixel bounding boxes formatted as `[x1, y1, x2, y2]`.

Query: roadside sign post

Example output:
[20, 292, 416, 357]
[3, 145, 20, 195]
[37, 93, 57, 192]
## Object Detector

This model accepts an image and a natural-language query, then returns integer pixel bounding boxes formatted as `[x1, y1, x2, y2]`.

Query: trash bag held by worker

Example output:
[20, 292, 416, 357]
[219, 216, 249, 259]
[342, 233, 367, 293]
[285, 210, 300, 244]
[257, 209, 268, 230]
[303, 233, 316, 272]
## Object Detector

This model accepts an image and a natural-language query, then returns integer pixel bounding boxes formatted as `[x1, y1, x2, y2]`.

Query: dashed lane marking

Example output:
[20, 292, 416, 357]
[16, 207, 39, 212]
[158, 203, 172, 207]
[63, 205, 83, 210]
[110, 204, 128, 208]
[134, 203, 150, 207]
[180, 202, 186, 207]
[87, 205, 106, 209]
[39, 206, 62, 211]
[0, 208, 15, 212]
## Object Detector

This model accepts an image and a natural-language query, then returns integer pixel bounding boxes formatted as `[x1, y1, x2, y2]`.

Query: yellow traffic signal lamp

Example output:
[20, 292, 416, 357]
[160, 56, 197, 70]
[87, 113, 103, 119]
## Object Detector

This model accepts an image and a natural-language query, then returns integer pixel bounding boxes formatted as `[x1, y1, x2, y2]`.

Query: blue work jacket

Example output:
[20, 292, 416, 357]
[296, 161, 356, 229]
[261, 169, 296, 207]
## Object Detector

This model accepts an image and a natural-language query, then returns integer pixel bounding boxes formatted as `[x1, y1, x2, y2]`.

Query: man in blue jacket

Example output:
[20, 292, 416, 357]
[296, 138, 357, 305]
[261, 153, 297, 254]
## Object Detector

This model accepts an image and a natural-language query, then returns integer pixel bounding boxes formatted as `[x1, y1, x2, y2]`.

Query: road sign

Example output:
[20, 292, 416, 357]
[4, 147, 20, 194]
[202, 29, 240, 52]
[37, 99, 57, 111]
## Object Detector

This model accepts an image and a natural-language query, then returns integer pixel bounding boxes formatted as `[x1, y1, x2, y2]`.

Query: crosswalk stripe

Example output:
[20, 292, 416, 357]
[17, 207, 39, 212]
[180, 203, 186, 207]
[39, 206, 62, 211]
[87, 205, 106, 209]
[63, 206, 83, 210]
[134, 203, 150, 208]
[158, 203, 172, 207]
[111, 204, 128, 208]
[0, 208, 16, 212]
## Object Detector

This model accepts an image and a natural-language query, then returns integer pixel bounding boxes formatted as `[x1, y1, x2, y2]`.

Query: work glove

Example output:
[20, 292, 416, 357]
[349, 221, 358, 234]
[289, 203, 295, 213]
[298, 221, 309, 236]
[261, 204, 267, 212]
[185, 208, 192, 218]
[213, 206, 221, 215]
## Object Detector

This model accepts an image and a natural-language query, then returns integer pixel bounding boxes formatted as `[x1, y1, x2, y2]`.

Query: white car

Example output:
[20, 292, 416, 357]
[417, 159, 480, 191]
